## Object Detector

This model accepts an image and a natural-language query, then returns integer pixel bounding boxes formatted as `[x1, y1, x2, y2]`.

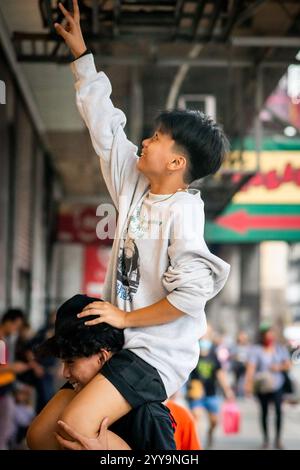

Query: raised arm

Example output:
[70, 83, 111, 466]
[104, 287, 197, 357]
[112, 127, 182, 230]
[55, 1, 142, 208]
[54, 1, 86, 60]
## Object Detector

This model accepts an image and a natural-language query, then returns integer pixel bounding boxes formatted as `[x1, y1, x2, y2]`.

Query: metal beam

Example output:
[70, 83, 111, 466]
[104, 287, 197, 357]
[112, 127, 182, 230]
[235, 0, 267, 27]
[92, 0, 99, 35]
[204, 0, 223, 42]
[39, 0, 55, 32]
[231, 36, 300, 47]
[113, 0, 122, 37]
[14, 29, 300, 47]
[221, 0, 243, 41]
[174, 0, 185, 29]
[161, 58, 292, 68]
[191, 0, 206, 39]
[15, 52, 294, 68]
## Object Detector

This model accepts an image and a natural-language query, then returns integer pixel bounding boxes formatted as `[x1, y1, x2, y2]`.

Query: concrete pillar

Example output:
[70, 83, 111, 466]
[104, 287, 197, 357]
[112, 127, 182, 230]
[240, 244, 260, 339]
[49, 243, 84, 313]
[260, 241, 290, 327]
[29, 148, 47, 330]
[287, 243, 300, 321]
[0, 63, 9, 312]
[11, 101, 33, 310]
[206, 245, 241, 337]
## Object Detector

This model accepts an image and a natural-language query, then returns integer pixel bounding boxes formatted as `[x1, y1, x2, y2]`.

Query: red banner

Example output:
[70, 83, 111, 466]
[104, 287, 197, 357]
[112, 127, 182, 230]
[57, 205, 113, 245]
[82, 244, 111, 298]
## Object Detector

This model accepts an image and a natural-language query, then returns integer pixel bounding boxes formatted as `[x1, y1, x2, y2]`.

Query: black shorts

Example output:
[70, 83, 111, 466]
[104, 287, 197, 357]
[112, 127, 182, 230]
[100, 349, 167, 409]
[110, 402, 176, 450]
[60, 382, 175, 450]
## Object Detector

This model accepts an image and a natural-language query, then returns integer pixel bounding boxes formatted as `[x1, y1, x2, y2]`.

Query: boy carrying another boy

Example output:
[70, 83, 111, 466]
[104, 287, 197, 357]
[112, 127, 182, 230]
[53, 0, 230, 446]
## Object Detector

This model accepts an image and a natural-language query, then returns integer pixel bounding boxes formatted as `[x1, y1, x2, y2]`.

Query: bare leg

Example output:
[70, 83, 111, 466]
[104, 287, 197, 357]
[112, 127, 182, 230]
[27, 384, 132, 450]
[60, 373, 132, 440]
[206, 412, 218, 449]
[27, 389, 76, 450]
[191, 407, 202, 423]
[190, 406, 203, 443]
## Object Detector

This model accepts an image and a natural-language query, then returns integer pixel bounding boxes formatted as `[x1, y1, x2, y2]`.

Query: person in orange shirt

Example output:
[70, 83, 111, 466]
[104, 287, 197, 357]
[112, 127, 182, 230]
[166, 399, 202, 450]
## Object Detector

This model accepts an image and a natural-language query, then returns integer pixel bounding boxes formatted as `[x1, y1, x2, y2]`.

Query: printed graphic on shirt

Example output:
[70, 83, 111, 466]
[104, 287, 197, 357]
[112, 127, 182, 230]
[116, 237, 140, 302]
[197, 360, 215, 379]
[116, 198, 164, 303]
[128, 203, 162, 239]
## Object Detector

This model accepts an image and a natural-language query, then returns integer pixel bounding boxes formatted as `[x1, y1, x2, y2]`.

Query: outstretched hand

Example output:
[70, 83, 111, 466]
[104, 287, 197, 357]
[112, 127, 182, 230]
[54, 0, 87, 59]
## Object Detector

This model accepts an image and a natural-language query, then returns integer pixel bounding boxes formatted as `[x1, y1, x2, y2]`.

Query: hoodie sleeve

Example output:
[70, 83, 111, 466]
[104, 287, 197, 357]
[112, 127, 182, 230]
[70, 53, 140, 209]
[162, 198, 230, 318]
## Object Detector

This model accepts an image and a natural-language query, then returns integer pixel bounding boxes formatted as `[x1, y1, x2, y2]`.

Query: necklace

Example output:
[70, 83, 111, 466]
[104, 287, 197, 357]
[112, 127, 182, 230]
[148, 186, 189, 204]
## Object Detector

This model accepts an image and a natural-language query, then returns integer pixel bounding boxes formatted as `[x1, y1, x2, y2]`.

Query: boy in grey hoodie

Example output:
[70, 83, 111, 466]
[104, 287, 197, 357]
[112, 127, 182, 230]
[54, 0, 230, 445]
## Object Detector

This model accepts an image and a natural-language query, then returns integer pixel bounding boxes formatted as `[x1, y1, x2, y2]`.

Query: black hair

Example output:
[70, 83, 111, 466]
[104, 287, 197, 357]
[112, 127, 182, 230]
[155, 109, 229, 183]
[36, 321, 124, 360]
[1, 309, 25, 324]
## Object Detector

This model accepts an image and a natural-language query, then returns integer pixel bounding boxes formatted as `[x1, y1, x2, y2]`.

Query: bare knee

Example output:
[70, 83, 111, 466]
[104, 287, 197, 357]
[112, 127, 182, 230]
[209, 414, 218, 429]
[192, 407, 202, 423]
[26, 404, 68, 449]
[26, 421, 41, 450]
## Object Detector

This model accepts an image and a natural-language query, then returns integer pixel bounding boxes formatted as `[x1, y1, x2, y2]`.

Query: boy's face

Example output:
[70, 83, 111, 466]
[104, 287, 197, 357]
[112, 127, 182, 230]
[137, 130, 179, 179]
[62, 353, 105, 392]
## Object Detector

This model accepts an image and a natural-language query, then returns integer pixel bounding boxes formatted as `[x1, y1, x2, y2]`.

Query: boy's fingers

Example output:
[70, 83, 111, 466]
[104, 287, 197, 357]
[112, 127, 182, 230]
[84, 318, 105, 326]
[83, 301, 104, 310]
[58, 2, 74, 23]
[80, 303, 105, 315]
[78, 308, 103, 317]
[73, 0, 80, 22]
[57, 420, 86, 444]
[99, 417, 109, 433]
[54, 432, 82, 450]
[97, 417, 109, 448]
[54, 23, 68, 39]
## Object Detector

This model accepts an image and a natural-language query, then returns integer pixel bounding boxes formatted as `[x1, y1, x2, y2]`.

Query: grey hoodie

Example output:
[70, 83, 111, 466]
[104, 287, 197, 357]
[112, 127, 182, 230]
[71, 54, 230, 396]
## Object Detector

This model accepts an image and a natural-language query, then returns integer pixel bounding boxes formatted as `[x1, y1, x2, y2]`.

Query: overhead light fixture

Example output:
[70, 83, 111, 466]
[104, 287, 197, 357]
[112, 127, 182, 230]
[284, 126, 297, 137]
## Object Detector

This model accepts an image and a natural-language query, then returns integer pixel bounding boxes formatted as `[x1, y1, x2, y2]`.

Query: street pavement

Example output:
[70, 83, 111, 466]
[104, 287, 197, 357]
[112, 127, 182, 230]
[196, 397, 300, 450]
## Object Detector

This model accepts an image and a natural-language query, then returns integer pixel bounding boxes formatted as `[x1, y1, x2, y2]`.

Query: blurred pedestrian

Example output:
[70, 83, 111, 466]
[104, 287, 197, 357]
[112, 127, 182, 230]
[30, 312, 59, 412]
[0, 309, 29, 449]
[244, 325, 291, 449]
[186, 336, 235, 448]
[213, 331, 231, 371]
[11, 384, 35, 449]
[230, 331, 250, 397]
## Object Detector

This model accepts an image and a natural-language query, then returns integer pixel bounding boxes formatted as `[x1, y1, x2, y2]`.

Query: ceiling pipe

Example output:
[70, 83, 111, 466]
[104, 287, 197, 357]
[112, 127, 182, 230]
[165, 43, 203, 110]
